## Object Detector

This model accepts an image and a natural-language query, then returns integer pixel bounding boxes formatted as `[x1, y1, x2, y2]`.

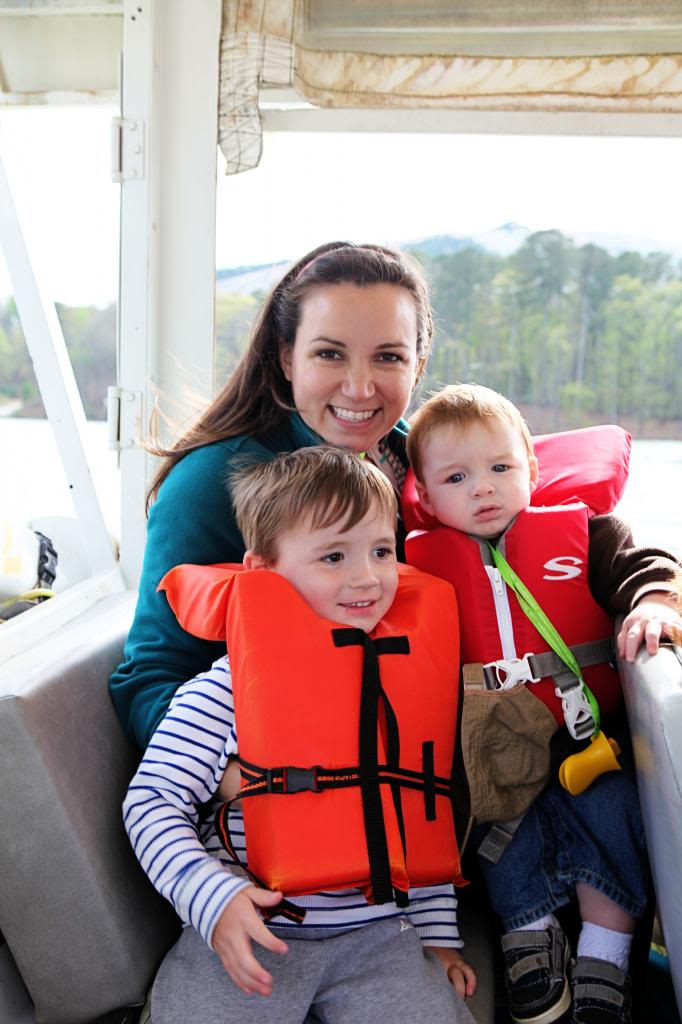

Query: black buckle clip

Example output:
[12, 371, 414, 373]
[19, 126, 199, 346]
[266, 766, 320, 794]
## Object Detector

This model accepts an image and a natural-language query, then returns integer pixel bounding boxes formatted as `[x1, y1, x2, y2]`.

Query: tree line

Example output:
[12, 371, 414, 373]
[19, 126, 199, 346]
[2, 230, 681, 436]
[414, 230, 682, 436]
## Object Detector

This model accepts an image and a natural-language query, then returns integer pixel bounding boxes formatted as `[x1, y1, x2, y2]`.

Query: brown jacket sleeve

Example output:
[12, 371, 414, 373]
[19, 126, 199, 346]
[587, 513, 681, 615]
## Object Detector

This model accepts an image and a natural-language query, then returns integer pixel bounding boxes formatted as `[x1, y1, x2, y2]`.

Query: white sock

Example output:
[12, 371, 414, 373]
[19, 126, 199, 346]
[577, 922, 633, 971]
[515, 913, 560, 932]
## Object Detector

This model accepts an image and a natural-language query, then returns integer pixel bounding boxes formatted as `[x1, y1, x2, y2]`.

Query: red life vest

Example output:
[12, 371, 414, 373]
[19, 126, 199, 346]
[406, 505, 620, 724]
[159, 563, 464, 910]
[404, 425, 631, 726]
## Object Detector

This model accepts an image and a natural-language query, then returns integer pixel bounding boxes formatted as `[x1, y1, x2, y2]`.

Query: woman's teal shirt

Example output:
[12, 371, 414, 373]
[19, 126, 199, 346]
[109, 412, 409, 748]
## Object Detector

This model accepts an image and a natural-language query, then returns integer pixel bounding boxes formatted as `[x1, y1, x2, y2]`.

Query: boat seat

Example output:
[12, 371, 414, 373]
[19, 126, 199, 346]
[0, 593, 178, 1024]
[619, 641, 682, 1010]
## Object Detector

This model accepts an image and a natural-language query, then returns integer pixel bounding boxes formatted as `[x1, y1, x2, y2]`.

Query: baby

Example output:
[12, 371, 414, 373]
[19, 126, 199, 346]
[406, 383, 682, 1024]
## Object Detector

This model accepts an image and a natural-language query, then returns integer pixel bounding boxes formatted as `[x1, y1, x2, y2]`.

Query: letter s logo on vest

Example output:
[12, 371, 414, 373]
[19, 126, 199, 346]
[543, 556, 583, 581]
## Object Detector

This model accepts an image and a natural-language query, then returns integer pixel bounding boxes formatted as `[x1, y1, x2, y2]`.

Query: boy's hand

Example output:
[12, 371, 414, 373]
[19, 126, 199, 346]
[427, 946, 477, 999]
[617, 591, 682, 663]
[211, 887, 287, 996]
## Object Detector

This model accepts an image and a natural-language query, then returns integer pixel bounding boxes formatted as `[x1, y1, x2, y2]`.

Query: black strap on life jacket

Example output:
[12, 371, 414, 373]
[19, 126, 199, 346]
[332, 627, 410, 908]
[214, 756, 454, 922]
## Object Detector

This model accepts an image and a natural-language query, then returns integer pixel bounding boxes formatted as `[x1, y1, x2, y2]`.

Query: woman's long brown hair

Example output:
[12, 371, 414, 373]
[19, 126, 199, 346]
[146, 241, 433, 510]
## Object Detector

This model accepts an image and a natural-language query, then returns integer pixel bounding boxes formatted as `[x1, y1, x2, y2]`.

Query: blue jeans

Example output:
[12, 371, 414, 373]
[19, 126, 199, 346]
[475, 767, 648, 931]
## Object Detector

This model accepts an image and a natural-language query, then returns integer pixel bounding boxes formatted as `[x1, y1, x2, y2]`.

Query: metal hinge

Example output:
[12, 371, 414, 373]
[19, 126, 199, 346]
[111, 117, 145, 182]
[107, 386, 143, 453]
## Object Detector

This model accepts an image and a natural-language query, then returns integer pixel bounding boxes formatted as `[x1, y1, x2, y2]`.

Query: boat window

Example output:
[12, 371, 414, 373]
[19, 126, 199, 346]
[0, 105, 121, 572]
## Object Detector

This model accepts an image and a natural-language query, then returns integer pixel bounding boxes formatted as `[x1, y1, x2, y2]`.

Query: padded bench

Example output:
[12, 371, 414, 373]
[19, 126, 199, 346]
[0, 593, 177, 1024]
[619, 642, 682, 1011]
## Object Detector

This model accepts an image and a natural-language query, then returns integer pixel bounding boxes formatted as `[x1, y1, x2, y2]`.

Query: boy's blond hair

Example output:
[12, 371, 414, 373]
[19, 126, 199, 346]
[407, 383, 535, 481]
[230, 446, 397, 563]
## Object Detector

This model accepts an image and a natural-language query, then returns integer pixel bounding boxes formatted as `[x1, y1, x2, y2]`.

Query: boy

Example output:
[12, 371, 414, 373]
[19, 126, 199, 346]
[124, 447, 476, 1024]
[406, 383, 682, 1024]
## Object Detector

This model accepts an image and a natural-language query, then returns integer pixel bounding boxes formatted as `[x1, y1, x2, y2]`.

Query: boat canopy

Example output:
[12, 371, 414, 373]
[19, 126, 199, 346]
[219, 0, 682, 172]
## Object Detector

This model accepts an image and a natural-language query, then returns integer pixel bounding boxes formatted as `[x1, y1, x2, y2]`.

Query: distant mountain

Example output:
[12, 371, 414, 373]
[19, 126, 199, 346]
[216, 263, 275, 280]
[468, 222, 531, 256]
[403, 234, 475, 258]
[215, 225, 682, 295]
[408, 223, 528, 258]
[216, 260, 292, 296]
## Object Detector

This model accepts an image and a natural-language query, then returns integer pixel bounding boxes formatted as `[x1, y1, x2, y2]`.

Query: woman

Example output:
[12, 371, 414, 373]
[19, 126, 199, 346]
[110, 242, 434, 749]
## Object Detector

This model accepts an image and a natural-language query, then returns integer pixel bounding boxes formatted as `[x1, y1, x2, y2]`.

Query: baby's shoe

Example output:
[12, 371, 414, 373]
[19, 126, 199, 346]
[501, 925, 571, 1024]
[570, 956, 632, 1024]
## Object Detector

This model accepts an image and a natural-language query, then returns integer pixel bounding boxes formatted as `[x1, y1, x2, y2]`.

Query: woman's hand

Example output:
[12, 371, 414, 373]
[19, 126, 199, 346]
[211, 887, 287, 996]
[427, 946, 477, 999]
[218, 757, 242, 801]
[617, 590, 682, 662]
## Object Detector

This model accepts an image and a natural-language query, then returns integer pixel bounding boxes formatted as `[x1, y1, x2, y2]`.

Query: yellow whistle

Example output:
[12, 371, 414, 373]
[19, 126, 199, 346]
[559, 732, 622, 796]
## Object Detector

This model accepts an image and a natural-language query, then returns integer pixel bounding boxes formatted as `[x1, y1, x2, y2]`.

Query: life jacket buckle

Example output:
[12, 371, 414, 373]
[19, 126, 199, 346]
[270, 766, 321, 794]
[558, 684, 596, 741]
[483, 653, 540, 691]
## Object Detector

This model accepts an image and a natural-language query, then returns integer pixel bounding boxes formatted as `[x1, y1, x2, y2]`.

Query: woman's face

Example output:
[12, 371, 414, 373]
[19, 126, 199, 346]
[280, 282, 420, 452]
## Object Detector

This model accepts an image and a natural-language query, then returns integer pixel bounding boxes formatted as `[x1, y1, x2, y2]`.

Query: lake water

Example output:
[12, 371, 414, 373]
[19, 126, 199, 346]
[0, 419, 680, 559]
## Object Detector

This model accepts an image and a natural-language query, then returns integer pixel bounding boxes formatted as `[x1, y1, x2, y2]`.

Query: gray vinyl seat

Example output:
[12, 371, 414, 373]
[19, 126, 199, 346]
[0, 593, 178, 1024]
[619, 643, 682, 1011]
[0, 590, 498, 1024]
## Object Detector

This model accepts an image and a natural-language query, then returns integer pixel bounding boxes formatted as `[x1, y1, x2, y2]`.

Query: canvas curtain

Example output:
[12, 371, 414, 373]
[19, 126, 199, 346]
[219, 0, 682, 173]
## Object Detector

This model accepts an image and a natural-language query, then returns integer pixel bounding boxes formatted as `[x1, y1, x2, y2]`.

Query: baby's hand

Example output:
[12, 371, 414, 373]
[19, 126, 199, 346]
[617, 591, 682, 663]
[211, 887, 287, 996]
[427, 946, 477, 1000]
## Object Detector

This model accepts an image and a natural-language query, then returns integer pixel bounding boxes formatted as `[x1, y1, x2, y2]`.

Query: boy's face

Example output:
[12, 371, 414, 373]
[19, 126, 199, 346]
[415, 418, 538, 538]
[246, 506, 399, 633]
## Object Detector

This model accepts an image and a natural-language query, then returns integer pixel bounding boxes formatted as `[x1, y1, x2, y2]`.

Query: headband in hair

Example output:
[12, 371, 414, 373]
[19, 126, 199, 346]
[291, 245, 392, 287]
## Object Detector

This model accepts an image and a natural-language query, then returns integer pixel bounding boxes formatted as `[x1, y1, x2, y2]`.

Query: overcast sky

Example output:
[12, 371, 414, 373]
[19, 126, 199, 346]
[1, 105, 682, 307]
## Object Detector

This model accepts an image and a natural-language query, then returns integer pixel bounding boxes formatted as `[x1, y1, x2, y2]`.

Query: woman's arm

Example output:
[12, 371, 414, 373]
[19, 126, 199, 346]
[110, 439, 267, 748]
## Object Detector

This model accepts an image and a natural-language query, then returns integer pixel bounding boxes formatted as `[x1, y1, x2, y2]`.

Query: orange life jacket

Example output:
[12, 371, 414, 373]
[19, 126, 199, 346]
[406, 505, 620, 725]
[159, 563, 464, 914]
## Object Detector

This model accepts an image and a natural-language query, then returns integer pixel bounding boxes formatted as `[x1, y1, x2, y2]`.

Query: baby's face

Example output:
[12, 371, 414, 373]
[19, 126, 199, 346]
[269, 506, 399, 633]
[416, 418, 538, 538]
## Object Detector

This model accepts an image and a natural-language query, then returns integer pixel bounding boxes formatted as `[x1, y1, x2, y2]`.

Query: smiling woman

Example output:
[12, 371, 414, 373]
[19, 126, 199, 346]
[109, 241, 434, 750]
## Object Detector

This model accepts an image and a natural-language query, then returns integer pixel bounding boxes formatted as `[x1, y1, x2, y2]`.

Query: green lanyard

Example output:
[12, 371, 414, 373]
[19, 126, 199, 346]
[487, 542, 601, 735]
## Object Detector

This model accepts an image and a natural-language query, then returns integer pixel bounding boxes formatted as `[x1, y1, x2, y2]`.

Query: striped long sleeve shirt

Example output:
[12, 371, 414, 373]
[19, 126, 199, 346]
[123, 656, 461, 952]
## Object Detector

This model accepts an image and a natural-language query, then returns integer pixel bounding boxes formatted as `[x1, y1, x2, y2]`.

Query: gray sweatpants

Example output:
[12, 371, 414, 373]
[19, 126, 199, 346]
[151, 918, 476, 1024]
